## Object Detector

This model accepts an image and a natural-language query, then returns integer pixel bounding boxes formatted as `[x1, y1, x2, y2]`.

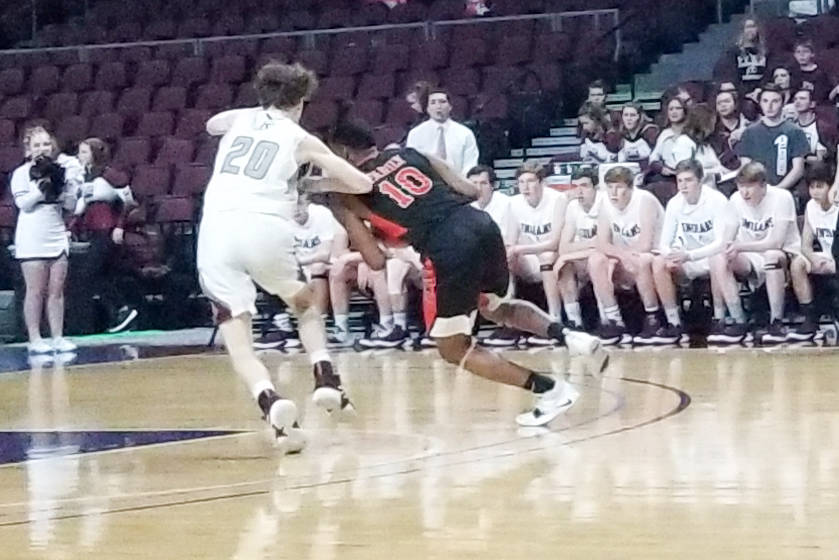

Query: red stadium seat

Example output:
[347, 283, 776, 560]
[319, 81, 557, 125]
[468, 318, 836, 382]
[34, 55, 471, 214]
[56, 115, 91, 146]
[317, 76, 357, 101]
[285, 10, 316, 31]
[471, 93, 509, 120]
[155, 43, 193, 60]
[448, 38, 488, 68]
[357, 73, 396, 100]
[410, 40, 449, 71]
[0, 203, 15, 228]
[119, 46, 153, 64]
[0, 97, 32, 120]
[481, 65, 523, 94]
[136, 111, 175, 137]
[427, 0, 465, 20]
[495, 35, 533, 66]
[89, 112, 125, 141]
[295, 50, 328, 75]
[319, 8, 354, 29]
[384, 98, 420, 127]
[131, 165, 172, 198]
[193, 137, 219, 165]
[0, 69, 24, 96]
[116, 88, 153, 117]
[95, 62, 128, 90]
[441, 67, 480, 96]
[155, 137, 195, 165]
[260, 36, 298, 57]
[30, 65, 60, 95]
[134, 60, 171, 88]
[79, 90, 115, 117]
[329, 44, 369, 77]
[0, 145, 24, 173]
[387, 2, 427, 23]
[152, 86, 188, 112]
[210, 55, 247, 84]
[175, 109, 212, 139]
[246, 12, 280, 34]
[152, 195, 196, 223]
[109, 22, 143, 43]
[195, 84, 234, 110]
[301, 100, 338, 131]
[144, 19, 178, 41]
[178, 17, 212, 38]
[113, 137, 152, 167]
[234, 83, 258, 107]
[44, 92, 78, 122]
[171, 57, 209, 88]
[172, 164, 212, 196]
[532, 34, 573, 64]
[0, 120, 15, 144]
[370, 43, 410, 75]
[348, 100, 384, 126]
[212, 13, 246, 36]
[61, 63, 93, 92]
[372, 124, 406, 148]
[204, 38, 258, 58]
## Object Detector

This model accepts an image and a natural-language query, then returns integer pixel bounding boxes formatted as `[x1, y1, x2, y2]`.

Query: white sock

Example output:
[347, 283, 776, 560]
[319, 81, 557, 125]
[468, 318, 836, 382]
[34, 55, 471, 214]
[564, 301, 583, 327]
[309, 349, 331, 365]
[730, 301, 746, 323]
[604, 305, 623, 326]
[251, 380, 275, 401]
[644, 305, 660, 314]
[394, 312, 407, 329]
[380, 313, 394, 329]
[713, 305, 726, 320]
[664, 306, 681, 327]
[334, 314, 349, 332]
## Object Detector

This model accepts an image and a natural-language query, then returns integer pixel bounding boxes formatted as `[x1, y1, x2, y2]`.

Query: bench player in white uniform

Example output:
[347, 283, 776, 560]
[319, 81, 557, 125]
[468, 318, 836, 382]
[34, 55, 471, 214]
[486, 162, 567, 346]
[588, 166, 665, 345]
[292, 196, 339, 315]
[651, 159, 733, 344]
[553, 166, 603, 329]
[708, 162, 801, 344]
[468, 165, 516, 245]
[197, 62, 374, 453]
[327, 214, 392, 346]
[789, 161, 838, 340]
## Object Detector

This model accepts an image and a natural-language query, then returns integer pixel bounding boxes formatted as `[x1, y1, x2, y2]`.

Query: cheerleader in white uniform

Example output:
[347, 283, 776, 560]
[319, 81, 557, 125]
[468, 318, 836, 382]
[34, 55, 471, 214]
[11, 126, 84, 354]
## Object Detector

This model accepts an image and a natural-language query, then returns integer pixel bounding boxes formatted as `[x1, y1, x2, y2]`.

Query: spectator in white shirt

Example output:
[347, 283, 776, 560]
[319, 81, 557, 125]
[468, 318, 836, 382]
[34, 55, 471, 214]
[647, 96, 688, 182]
[406, 88, 479, 175]
[467, 165, 515, 245]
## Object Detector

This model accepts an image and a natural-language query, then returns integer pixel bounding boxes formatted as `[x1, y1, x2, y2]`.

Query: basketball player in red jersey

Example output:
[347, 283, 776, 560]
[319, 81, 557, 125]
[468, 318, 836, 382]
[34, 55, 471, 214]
[308, 120, 609, 427]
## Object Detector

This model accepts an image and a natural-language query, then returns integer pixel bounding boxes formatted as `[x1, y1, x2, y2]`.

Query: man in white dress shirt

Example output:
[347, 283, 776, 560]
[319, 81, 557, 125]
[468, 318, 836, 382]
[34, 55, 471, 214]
[406, 88, 479, 175]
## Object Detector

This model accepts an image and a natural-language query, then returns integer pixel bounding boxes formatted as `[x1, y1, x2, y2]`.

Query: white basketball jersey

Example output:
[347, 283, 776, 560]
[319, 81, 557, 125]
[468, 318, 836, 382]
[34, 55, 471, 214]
[203, 108, 308, 217]
[510, 187, 565, 245]
[603, 188, 664, 249]
[293, 204, 339, 260]
[730, 186, 801, 254]
[565, 191, 603, 243]
[472, 191, 512, 243]
[805, 199, 838, 256]
[662, 186, 730, 251]
[797, 119, 825, 156]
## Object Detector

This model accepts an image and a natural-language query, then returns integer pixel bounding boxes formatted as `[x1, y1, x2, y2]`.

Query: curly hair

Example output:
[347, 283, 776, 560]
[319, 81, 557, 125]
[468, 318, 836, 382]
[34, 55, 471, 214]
[255, 62, 319, 110]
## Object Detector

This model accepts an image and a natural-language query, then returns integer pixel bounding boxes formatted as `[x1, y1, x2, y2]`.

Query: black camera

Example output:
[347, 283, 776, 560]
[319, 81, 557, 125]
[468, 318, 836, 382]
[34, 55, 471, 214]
[29, 155, 66, 203]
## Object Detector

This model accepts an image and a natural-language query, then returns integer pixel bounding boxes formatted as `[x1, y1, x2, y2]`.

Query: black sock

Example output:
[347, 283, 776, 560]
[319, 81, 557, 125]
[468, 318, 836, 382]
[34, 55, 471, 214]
[802, 302, 818, 324]
[257, 389, 279, 418]
[524, 372, 556, 394]
[314, 360, 341, 388]
[547, 322, 566, 344]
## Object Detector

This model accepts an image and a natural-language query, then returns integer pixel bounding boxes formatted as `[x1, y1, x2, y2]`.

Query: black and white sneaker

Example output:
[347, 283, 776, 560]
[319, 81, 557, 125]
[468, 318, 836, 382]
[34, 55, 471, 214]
[787, 318, 817, 341]
[253, 331, 289, 350]
[596, 321, 627, 346]
[312, 361, 355, 414]
[265, 396, 306, 455]
[480, 327, 521, 347]
[651, 323, 685, 345]
[516, 381, 580, 427]
[708, 322, 748, 344]
[760, 320, 787, 345]
[107, 306, 138, 334]
[633, 315, 663, 346]
[358, 325, 408, 349]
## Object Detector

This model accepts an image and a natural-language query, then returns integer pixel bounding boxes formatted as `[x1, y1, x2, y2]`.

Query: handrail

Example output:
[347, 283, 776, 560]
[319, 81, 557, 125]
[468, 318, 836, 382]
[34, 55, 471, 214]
[2, 8, 621, 62]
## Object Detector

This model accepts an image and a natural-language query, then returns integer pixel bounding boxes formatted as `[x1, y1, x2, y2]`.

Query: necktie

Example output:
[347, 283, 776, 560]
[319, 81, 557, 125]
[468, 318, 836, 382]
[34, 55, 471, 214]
[436, 126, 447, 160]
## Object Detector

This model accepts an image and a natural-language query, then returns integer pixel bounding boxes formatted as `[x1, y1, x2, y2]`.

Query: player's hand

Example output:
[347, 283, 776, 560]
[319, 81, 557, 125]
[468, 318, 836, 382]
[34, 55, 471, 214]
[729, 128, 744, 145]
[830, 183, 839, 206]
[724, 242, 738, 260]
[813, 256, 833, 273]
[666, 251, 688, 265]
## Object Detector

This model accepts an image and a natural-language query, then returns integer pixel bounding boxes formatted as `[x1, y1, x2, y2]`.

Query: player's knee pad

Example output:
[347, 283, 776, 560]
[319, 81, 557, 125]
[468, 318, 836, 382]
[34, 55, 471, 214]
[763, 261, 782, 271]
[539, 263, 554, 272]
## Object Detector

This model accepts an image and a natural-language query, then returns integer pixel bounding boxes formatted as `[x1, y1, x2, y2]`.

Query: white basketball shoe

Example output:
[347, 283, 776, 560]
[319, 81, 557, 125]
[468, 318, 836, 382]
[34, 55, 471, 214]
[516, 380, 580, 427]
[267, 398, 306, 455]
[563, 328, 610, 377]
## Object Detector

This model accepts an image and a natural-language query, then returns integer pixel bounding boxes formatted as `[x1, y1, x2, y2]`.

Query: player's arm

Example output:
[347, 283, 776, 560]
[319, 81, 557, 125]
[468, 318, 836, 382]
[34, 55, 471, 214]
[297, 135, 373, 194]
[634, 197, 659, 253]
[206, 108, 253, 136]
[688, 201, 734, 261]
[595, 212, 626, 259]
[421, 151, 479, 199]
[326, 194, 385, 270]
[800, 213, 818, 263]
[775, 156, 805, 190]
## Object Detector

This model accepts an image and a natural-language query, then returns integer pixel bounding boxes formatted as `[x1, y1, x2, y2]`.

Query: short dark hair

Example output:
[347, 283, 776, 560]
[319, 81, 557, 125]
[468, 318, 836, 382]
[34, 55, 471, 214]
[515, 161, 547, 181]
[805, 160, 835, 185]
[759, 82, 784, 101]
[424, 88, 451, 112]
[603, 166, 635, 187]
[794, 38, 815, 52]
[588, 79, 606, 92]
[466, 164, 497, 183]
[571, 166, 599, 185]
[794, 87, 814, 101]
[331, 119, 376, 150]
[736, 161, 768, 185]
[255, 62, 318, 109]
[674, 159, 705, 181]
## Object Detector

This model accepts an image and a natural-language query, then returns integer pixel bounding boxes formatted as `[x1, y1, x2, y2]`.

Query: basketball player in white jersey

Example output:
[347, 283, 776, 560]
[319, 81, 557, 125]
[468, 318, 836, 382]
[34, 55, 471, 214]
[197, 63, 374, 453]
[553, 166, 603, 329]
[789, 161, 838, 340]
[651, 159, 733, 344]
[488, 162, 566, 346]
[588, 166, 665, 345]
[709, 162, 801, 344]
[467, 165, 516, 244]
[292, 195, 338, 315]
[328, 214, 392, 346]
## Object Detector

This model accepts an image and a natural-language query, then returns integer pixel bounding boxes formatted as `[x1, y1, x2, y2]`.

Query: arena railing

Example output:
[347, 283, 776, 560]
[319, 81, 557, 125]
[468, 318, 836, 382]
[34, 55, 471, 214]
[0, 8, 622, 64]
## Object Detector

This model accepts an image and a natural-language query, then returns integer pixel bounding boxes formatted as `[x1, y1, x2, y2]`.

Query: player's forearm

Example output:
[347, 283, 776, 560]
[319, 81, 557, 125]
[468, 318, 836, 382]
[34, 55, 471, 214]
[559, 239, 595, 255]
[775, 164, 804, 191]
[516, 239, 558, 256]
[297, 249, 331, 266]
[303, 177, 368, 195]
[559, 248, 595, 262]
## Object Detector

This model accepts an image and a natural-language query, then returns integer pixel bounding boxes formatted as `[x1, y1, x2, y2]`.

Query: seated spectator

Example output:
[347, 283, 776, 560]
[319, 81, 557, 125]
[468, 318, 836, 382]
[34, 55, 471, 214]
[614, 101, 660, 167]
[327, 216, 391, 347]
[713, 88, 750, 174]
[716, 18, 770, 101]
[586, 79, 608, 111]
[790, 40, 836, 104]
[791, 88, 834, 163]
[769, 66, 797, 119]
[790, 161, 838, 340]
[671, 104, 731, 189]
[588, 166, 664, 345]
[647, 97, 688, 182]
[708, 162, 801, 345]
[292, 196, 339, 316]
[554, 166, 604, 329]
[578, 103, 616, 164]
[651, 159, 732, 344]
[468, 165, 515, 245]
[484, 163, 566, 346]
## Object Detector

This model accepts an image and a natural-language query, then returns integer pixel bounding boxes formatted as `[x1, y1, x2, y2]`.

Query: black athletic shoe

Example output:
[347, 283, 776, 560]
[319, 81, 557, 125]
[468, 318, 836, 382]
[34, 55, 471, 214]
[787, 318, 818, 341]
[358, 325, 408, 349]
[253, 331, 289, 350]
[596, 321, 627, 346]
[633, 314, 662, 345]
[312, 361, 354, 413]
[107, 306, 138, 334]
[480, 327, 521, 347]
[761, 320, 788, 344]
[651, 323, 685, 345]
